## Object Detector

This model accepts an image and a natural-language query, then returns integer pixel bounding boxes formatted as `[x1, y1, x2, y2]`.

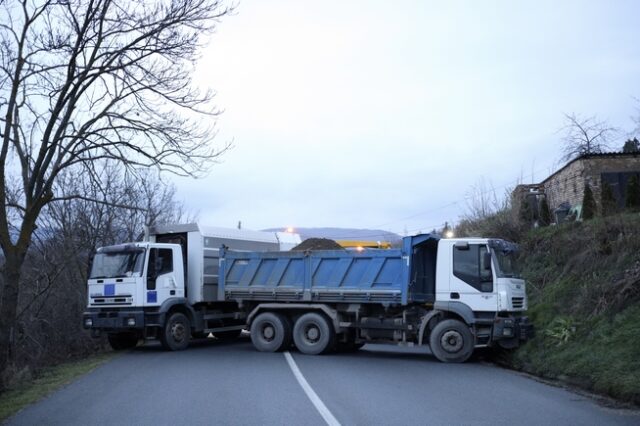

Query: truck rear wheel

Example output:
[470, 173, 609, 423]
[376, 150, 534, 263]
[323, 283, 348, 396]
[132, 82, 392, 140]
[293, 312, 335, 355]
[107, 332, 139, 351]
[429, 319, 474, 363]
[250, 312, 292, 352]
[160, 312, 191, 351]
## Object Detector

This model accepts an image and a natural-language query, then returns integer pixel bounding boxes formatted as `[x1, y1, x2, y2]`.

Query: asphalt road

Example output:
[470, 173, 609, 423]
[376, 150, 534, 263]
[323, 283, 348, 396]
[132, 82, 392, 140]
[7, 336, 639, 426]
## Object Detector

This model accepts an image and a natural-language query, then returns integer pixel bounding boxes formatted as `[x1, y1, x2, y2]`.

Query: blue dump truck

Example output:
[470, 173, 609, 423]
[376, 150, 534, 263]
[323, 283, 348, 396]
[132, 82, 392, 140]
[220, 234, 533, 362]
[84, 224, 533, 363]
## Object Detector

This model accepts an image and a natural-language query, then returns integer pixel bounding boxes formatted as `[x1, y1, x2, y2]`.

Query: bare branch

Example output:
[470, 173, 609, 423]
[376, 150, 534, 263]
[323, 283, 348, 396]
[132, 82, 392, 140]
[559, 113, 618, 162]
[0, 0, 230, 384]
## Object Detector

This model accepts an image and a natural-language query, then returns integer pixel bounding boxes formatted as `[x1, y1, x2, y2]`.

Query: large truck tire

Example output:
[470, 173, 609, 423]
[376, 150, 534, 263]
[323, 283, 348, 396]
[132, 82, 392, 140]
[429, 319, 474, 363]
[293, 312, 335, 355]
[160, 312, 191, 351]
[250, 312, 292, 352]
[107, 332, 139, 350]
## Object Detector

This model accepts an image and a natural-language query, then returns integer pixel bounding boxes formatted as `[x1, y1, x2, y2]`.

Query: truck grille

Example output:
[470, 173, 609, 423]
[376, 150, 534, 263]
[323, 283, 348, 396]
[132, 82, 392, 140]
[512, 297, 524, 309]
[91, 295, 132, 306]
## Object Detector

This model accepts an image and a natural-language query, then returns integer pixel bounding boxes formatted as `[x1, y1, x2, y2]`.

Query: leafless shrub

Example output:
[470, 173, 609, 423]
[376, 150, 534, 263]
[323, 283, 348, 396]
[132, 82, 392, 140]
[7, 164, 193, 382]
[0, 0, 230, 388]
[560, 113, 618, 161]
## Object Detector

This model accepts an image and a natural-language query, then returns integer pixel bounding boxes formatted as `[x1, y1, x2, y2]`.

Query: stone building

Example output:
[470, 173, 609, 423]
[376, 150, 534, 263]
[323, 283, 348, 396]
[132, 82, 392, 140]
[511, 183, 545, 219]
[541, 153, 640, 219]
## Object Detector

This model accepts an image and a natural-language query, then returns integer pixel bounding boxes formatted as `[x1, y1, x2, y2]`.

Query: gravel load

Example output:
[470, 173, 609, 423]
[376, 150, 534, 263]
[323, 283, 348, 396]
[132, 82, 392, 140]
[291, 238, 344, 251]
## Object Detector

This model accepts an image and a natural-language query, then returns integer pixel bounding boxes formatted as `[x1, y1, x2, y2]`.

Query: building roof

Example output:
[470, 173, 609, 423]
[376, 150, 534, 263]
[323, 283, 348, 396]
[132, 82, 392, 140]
[540, 151, 640, 185]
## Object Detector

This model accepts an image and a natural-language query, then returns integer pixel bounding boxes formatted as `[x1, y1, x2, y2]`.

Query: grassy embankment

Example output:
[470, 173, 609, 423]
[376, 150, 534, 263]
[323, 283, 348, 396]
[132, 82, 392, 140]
[0, 353, 114, 422]
[506, 213, 640, 404]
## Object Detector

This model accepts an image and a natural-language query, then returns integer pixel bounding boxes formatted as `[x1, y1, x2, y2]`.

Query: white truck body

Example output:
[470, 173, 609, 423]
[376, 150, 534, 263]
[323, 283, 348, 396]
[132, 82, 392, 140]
[145, 223, 301, 305]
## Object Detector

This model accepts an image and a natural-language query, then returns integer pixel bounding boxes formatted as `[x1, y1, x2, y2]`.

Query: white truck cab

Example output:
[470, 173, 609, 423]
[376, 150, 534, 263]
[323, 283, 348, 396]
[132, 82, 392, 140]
[435, 238, 526, 312]
[83, 224, 301, 351]
[429, 238, 529, 349]
[87, 243, 184, 311]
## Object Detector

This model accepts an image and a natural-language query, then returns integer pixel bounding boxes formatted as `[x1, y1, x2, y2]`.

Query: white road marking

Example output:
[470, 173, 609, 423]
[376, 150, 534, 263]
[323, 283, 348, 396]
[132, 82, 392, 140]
[284, 351, 341, 426]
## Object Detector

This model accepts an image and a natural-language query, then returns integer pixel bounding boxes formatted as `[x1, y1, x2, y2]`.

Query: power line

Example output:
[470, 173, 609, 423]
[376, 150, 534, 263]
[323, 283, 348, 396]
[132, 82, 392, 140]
[363, 161, 559, 233]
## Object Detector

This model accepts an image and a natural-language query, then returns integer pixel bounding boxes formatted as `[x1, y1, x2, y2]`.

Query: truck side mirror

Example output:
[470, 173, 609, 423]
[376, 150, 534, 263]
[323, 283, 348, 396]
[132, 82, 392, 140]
[147, 268, 157, 290]
[483, 252, 492, 270]
[155, 257, 163, 273]
[147, 249, 158, 290]
[148, 265, 157, 280]
[86, 250, 96, 278]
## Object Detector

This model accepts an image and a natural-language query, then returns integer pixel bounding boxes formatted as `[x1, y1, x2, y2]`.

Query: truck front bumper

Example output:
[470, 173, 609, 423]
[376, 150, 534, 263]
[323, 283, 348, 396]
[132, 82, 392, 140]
[492, 315, 534, 341]
[517, 316, 535, 340]
[83, 310, 145, 335]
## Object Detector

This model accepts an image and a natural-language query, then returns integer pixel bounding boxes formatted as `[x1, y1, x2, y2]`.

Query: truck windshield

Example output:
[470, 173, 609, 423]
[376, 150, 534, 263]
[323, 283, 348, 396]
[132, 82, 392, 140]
[492, 249, 522, 279]
[89, 251, 145, 279]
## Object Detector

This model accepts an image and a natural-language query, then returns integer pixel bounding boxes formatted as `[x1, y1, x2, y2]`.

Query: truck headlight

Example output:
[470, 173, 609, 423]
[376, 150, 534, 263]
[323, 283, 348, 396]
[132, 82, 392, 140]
[127, 318, 136, 326]
[84, 318, 93, 328]
[503, 327, 513, 337]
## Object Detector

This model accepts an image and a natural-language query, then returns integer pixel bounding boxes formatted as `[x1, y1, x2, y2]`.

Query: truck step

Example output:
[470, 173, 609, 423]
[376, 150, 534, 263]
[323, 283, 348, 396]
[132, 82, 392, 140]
[204, 325, 245, 333]
[202, 312, 246, 321]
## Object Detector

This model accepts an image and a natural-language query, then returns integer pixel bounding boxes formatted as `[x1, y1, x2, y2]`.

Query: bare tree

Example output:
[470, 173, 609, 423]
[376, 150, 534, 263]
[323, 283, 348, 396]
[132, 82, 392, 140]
[631, 96, 640, 137]
[0, 0, 231, 388]
[560, 113, 617, 161]
[463, 177, 503, 222]
[9, 165, 193, 381]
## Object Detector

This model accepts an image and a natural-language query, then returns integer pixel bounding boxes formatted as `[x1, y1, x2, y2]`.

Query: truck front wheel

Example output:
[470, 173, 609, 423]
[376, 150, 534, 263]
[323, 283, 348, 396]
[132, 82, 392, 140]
[160, 312, 191, 351]
[250, 312, 292, 352]
[107, 332, 139, 351]
[293, 312, 335, 355]
[429, 319, 474, 363]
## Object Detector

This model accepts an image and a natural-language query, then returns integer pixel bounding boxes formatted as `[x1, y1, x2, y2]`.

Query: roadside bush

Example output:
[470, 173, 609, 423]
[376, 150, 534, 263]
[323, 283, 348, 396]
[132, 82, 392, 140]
[505, 214, 640, 404]
[582, 184, 595, 220]
[2, 166, 191, 389]
[538, 197, 551, 226]
[456, 206, 528, 243]
[625, 175, 640, 211]
[600, 181, 617, 216]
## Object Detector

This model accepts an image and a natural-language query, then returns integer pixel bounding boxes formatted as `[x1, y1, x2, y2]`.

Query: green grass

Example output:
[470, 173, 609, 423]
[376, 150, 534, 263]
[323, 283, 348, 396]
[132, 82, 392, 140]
[0, 352, 115, 422]
[505, 214, 640, 404]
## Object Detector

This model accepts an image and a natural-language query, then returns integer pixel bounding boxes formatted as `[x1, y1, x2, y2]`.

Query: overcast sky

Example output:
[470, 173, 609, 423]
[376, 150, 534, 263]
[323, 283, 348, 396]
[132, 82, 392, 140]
[173, 0, 640, 236]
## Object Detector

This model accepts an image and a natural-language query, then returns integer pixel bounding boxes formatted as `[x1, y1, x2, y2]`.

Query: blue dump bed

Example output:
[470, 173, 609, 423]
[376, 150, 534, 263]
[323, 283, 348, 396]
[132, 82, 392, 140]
[218, 234, 439, 306]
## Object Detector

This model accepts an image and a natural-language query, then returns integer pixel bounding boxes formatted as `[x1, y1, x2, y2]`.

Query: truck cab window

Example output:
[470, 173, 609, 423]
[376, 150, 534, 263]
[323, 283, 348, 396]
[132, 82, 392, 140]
[453, 245, 493, 292]
[147, 248, 174, 290]
[158, 249, 173, 275]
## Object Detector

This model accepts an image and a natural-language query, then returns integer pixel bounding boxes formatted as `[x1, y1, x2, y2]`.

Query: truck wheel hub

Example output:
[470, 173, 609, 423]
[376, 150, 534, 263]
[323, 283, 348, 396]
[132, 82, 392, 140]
[263, 325, 275, 340]
[305, 326, 320, 342]
[441, 330, 463, 353]
[171, 322, 185, 342]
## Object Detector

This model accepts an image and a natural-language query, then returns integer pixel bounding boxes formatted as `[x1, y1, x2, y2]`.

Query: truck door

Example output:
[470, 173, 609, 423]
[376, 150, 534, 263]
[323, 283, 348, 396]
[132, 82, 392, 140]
[154, 233, 188, 297]
[144, 247, 183, 307]
[450, 243, 497, 312]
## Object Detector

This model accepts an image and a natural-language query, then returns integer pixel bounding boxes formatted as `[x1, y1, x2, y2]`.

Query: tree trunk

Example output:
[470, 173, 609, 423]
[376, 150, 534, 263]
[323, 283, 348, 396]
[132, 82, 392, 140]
[0, 249, 26, 391]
